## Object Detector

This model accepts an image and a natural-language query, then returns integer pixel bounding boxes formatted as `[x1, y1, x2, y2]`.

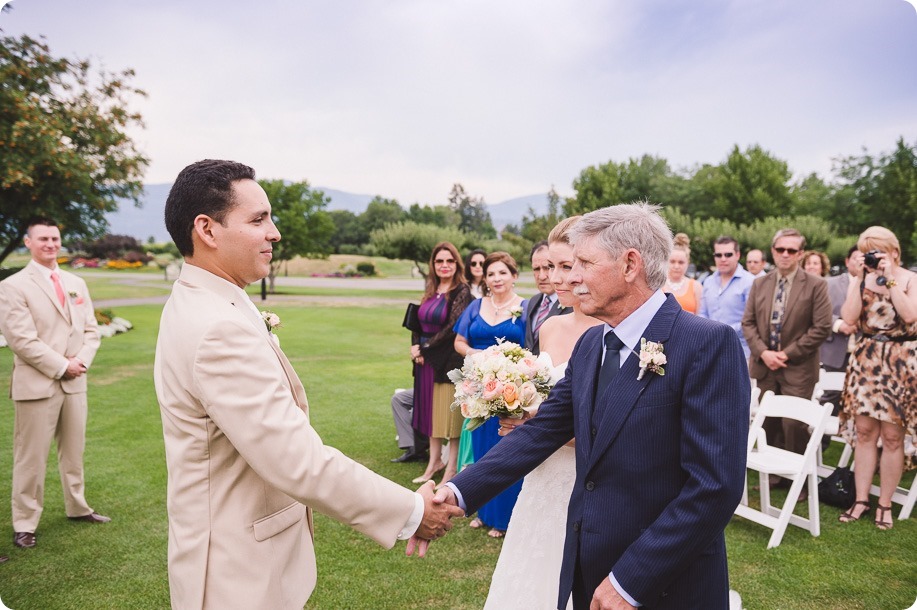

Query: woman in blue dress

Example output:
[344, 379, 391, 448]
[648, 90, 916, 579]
[453, 251, 527, 538]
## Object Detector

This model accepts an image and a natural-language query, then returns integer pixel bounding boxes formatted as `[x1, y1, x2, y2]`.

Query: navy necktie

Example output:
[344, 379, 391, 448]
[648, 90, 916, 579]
[595, 331, 625, 401]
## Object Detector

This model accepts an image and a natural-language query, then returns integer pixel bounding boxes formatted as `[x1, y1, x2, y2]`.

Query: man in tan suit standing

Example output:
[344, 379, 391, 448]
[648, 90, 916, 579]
[154, 160, 461, 610]
[0, 219, 111, 551]
[742, 229, 832, 496]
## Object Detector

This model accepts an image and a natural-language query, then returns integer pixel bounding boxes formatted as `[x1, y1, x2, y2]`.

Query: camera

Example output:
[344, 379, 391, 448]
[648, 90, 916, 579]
[863, 250, 881, 270]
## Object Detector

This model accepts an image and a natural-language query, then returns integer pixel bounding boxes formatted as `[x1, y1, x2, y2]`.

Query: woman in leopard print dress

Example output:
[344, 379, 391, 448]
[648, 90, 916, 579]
[838, 227, 917, 530]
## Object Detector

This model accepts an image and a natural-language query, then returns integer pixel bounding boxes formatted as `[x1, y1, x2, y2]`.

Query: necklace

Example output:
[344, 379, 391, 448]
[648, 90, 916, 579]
[490, 293, 516, 312]
[666, 278, 686, 292]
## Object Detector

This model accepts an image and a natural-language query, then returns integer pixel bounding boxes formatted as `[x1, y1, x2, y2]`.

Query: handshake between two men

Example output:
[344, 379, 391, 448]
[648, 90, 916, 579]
[409, 482, 462, 557]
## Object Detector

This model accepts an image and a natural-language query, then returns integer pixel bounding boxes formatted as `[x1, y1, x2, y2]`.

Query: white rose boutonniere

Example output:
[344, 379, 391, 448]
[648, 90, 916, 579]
[637, 338, 666, 380]
[509, 306, 524, 323]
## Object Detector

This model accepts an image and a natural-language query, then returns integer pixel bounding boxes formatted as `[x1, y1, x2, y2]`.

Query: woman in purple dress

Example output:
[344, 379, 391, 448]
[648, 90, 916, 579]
[410, 242, 473, 485]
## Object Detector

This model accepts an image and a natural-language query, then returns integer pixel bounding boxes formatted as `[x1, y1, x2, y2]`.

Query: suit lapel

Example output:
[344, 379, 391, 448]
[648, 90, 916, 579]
[28, 265, 70, 321]
[267, 338, 310, 418]
[587, 299, 679, 467]
[574, 328, 603, 457]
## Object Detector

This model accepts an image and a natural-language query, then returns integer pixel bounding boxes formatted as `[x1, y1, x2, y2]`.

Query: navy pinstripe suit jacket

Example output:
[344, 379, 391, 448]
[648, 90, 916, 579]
[451, 295, 749, 609]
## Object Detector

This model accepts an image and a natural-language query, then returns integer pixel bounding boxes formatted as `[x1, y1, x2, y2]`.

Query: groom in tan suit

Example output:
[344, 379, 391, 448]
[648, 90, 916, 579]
[154, 159, 461, 610]
[0, 218, 111, 552]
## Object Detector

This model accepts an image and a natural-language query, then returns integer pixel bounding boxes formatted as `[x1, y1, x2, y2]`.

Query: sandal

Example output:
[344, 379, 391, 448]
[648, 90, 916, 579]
[875, 504, 894, 531]
[468, 517, 483, 529]
[838, 500, 871, 523]
[487, 528, 505, 538]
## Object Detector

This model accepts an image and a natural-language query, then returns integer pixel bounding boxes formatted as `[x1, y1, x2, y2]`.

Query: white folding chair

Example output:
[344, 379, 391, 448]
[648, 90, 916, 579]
[812, 369, 851, 477]
[748, 385, 761, 423]
[734, 391, 833, 548]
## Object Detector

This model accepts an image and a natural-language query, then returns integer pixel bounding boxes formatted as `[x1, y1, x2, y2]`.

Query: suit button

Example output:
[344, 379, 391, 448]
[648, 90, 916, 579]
[585, 481, 595, 491]
[591, 427, 597, 436]
[573, 521, 580, 532]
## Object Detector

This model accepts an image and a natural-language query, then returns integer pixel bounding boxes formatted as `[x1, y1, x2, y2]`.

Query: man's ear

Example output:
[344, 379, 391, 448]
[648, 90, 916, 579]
[192, 214, 219, 250]
[622, 249, 643, 282]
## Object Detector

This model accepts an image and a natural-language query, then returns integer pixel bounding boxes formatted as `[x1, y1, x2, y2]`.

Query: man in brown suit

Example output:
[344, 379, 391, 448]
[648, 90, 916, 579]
[0, 219, 111, 551]
[742, 229, 832, 469]
[154, 160, 461, 610]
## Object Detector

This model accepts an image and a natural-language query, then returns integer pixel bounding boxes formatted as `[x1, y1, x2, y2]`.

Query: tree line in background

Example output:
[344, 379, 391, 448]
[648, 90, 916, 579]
[2, 33, 915, 279]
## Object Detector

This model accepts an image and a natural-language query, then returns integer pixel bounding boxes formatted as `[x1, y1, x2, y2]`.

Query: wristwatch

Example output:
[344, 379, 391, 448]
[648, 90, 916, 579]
[885, 278, 898, 288]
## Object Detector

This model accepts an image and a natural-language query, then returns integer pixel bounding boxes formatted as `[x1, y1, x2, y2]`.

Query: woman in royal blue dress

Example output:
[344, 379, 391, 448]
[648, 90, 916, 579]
[453, 251, 527, 538]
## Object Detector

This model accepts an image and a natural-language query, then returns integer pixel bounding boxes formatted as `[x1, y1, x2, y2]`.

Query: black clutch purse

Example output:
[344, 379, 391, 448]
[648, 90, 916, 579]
[402, 303, 422, 334]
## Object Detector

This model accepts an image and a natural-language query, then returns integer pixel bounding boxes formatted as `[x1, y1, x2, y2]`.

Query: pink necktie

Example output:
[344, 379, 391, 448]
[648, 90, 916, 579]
[50, 271, 66, 307]
[533, 296, 551, 334]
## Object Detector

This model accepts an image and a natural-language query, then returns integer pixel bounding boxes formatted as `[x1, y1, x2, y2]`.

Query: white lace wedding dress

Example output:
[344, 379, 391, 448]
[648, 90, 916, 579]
[483, 358, 575, 610]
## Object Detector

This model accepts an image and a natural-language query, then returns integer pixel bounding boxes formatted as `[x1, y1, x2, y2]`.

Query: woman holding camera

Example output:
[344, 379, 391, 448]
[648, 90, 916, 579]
[838, 226, 917, 530]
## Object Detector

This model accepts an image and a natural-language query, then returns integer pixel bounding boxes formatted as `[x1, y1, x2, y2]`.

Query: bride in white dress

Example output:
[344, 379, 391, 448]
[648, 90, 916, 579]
[484, 217, 601, 610]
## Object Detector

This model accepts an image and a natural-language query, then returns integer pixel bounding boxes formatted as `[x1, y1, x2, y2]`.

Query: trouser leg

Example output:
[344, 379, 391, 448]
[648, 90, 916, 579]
[12, 395, 62, 533]
[56, 392, 92, 518]
[392, 389, 415, 450]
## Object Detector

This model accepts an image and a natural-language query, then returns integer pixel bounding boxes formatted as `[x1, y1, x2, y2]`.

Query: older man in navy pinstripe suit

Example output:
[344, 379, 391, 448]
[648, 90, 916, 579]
[423, 203, 749, 609]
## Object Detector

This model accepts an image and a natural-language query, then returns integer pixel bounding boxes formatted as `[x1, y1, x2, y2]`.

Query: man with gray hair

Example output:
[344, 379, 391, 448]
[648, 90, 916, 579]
[428, 203, 749, 609]
[742, 228, 832, 495]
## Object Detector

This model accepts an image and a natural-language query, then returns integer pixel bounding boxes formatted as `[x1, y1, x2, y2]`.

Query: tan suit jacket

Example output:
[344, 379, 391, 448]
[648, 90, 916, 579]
[0, 261, 100, 399]
[742, 269, 832, 397]
[154, 263, 416, 610]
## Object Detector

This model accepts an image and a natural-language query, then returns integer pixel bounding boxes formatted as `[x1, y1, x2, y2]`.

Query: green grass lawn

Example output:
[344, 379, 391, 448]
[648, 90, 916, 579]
[0, 299, 914, 609]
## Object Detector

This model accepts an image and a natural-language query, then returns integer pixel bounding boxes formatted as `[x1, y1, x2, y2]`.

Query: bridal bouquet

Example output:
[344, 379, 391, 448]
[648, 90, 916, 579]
[448, 340, 554, 432]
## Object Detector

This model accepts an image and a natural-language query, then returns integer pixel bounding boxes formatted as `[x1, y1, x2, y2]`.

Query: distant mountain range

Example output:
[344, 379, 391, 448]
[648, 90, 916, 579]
[107, 184, 550, 243]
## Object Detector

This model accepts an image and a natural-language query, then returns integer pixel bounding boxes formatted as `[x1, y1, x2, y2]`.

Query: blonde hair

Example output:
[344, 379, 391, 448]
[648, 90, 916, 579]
[672, 233, 691, 261]
[547, 216, 582, 245]
[857, 226, 901, 264]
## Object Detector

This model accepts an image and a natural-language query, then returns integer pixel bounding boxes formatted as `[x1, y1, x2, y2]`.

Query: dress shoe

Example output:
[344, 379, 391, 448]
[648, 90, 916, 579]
[13, 532, 36, 549]
[68, 512, 111, 524]
[391, 449, 428, 463]
[796, 489, 809, 503]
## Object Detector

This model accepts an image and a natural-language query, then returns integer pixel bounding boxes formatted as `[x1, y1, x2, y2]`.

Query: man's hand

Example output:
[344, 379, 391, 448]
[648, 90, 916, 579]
[62, 357, 86, 380]
[406, 482, 463, 557]
[761, 350, 788, 371]
[590, 577, 636, 610]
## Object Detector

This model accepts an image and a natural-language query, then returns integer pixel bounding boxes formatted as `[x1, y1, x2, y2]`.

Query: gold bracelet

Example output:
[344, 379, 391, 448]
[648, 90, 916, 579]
[885, 278, 898, 288]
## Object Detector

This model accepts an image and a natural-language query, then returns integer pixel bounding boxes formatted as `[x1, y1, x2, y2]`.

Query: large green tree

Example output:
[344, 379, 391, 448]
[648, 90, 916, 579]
[831, 138, 917, 261]
[688, 145, 794, 224]
[449, 183, 496, 238]
[360, 196, 406, 234]
[563, 154, 683, 215]
[327, 209, 368, 253]
[0, 35, 148, 264]
[259, 179, 334, 292]
[370, 221, 469, 277]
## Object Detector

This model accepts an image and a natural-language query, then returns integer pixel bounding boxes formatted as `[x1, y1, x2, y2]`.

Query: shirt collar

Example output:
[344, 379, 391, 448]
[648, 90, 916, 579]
[29, 259, 59, 281]
[602, 289, 667, 353]
[778, 267, 799, 282]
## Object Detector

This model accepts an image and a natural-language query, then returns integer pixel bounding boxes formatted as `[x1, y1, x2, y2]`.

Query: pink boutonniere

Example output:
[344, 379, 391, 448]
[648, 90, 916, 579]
[68, 291, 84, 305]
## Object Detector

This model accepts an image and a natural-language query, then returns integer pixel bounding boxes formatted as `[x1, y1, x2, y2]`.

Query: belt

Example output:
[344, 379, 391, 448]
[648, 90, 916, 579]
[864, 334, 917, 343]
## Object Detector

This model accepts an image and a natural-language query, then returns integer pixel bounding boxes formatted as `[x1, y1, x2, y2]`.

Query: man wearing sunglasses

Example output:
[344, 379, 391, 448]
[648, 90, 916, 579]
[698, 236, 755, 357]
[742, 229, 832, 498]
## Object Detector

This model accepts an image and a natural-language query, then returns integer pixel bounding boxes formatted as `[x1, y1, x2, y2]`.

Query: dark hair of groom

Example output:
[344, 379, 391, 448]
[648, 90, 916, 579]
[164, 159, 256, 256]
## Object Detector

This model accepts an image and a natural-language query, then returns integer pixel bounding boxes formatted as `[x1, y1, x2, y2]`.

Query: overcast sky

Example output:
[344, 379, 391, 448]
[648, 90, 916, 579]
[2, 1, 916, 205]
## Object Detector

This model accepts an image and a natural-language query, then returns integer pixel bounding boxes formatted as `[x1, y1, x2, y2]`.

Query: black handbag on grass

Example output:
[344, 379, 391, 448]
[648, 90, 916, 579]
[818, 466, 855, 508]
